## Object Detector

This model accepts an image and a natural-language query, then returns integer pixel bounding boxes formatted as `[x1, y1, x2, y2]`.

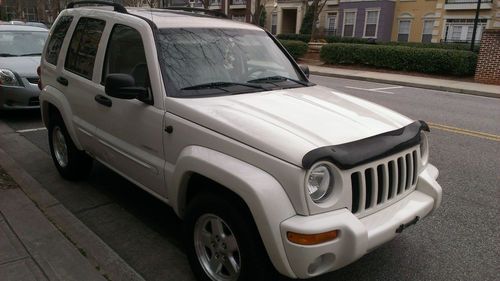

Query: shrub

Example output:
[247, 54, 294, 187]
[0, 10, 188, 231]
[320, 43, 477, 76]
[277, 34, 311, 43]
[325, 36, 373, 44]
[279, 40, 309, 59]
[384, 41, 479, 52]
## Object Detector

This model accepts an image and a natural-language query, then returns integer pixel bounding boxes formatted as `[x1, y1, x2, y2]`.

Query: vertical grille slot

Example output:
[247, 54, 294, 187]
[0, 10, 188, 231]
[364, 169, 373, 209]
[397, 157, 406, 194]
[351, 172, 360, 213]
[388, 161, 396, 199]
[376, 165, 385, 204]
[405, 154, 413, 190]
[412, 150, 418, 185]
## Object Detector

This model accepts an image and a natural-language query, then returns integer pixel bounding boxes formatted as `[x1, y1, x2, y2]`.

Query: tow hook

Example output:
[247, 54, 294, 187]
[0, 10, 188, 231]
[396, 216, 420, 233]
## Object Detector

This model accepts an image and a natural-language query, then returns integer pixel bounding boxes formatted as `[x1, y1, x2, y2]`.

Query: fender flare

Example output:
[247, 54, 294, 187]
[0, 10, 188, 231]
[168, 146, 297, 277]
[40, 86, 83, 150]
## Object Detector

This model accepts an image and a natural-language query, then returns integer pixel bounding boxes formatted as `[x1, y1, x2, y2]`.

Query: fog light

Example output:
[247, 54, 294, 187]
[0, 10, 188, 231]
[287, 230, 338, 245]
[308, 253, 335, 275]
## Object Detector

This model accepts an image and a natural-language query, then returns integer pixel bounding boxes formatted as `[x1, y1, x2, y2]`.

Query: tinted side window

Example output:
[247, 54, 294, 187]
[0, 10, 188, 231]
[65, 18, 105, 80]
[103, 24, 149, 87]
[45, 16, 73, 65]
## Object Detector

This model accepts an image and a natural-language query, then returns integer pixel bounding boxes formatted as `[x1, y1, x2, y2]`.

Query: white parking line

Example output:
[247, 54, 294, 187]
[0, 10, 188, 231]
[16, 127, 47, 133]
[344, 85, 404, 95]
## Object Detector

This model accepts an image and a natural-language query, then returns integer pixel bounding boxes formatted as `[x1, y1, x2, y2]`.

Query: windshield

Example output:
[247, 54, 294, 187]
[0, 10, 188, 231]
[0, 31, 48, 56]
[157, 28, 308, 97]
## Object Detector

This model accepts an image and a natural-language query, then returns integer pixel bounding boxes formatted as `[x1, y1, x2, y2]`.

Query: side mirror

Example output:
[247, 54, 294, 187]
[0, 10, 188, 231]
[299, 64, 310, 78]
[105, 74, 150, 103]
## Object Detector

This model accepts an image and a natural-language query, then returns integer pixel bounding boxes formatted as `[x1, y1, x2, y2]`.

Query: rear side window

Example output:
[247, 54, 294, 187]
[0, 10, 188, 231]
[102, 24, 149, 87]
[45, 16, 73, 65]
[65, 18, 105, 80]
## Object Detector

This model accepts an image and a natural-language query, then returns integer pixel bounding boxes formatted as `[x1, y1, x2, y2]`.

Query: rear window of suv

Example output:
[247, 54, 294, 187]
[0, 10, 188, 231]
[45, 16, 73, 65]
[65, 17, 105, 80]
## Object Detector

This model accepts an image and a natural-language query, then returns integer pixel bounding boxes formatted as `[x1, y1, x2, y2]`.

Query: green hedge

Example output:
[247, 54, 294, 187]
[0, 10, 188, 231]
[325, 36, 373, 44]
[320, 43, 477, 76]
[385, 41, 478, 52]
[277, 34, 311, 43]
[279, 40, 308, 59]
[277, 33, 479, 52]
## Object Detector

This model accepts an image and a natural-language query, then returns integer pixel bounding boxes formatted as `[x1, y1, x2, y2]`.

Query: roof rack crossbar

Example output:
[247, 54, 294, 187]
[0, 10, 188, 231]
[67, 1, 127, 13]
[163, 7, 228, 19]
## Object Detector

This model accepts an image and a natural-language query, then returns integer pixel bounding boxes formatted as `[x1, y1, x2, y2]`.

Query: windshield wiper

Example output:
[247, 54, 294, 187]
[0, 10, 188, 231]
[247, 75, 310, 86]
[19, 53, 42, 57]
[181, 81, 265, 91]
[0, 53, 18, 57]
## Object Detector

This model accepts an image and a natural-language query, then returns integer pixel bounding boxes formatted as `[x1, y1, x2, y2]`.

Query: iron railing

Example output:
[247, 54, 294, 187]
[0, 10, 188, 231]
[445, 0, 491, 4]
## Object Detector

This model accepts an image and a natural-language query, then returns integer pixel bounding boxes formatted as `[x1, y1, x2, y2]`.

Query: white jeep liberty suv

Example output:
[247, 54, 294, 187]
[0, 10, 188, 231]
[39, 2, 442, 280]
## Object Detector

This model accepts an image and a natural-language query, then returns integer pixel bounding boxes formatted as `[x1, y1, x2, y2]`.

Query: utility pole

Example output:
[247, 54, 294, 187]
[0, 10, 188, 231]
[470, 0, 482, 51]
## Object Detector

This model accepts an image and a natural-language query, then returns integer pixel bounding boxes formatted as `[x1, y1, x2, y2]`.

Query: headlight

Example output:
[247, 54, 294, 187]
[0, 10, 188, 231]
[306, 163, 333, 203]
[0, 69, 21, 86]
[420, 132, 429, 165]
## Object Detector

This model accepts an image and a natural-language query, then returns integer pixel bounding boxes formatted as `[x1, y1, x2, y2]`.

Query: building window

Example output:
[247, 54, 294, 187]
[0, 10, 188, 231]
[343, 11, 356, 37]
[422, 20, 434, 43]
[363, 10, 379, 38]
[271, 12, 277, 35]
[444, 19, 487, 43]
[325, 13, 337, 36]
[398, 20, 411, 42]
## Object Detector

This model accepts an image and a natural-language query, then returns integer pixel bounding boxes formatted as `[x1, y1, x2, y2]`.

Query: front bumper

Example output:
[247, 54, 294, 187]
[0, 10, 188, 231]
[279, 164, 442, 279]
[0, 77, 41, 110]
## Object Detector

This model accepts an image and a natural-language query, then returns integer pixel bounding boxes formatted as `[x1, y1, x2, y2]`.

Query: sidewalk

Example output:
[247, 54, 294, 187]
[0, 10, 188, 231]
[0, 147, 144, 281]
[307, 64, 500, 99]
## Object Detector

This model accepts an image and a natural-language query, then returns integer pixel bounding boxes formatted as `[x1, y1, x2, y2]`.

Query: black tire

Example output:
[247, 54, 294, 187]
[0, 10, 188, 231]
[48, 112, 92, 180]
[185, 192, 280, 281]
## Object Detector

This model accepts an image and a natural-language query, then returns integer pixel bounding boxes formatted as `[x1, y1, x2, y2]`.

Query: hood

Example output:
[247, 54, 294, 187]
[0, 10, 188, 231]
[0, 56, 41, 77]
[169, 85, 413, 167]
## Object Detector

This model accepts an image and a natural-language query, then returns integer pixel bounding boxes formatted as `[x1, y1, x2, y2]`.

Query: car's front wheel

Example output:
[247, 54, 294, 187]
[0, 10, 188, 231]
[185, 192, 278, 281]
[48, 113, 92, 180]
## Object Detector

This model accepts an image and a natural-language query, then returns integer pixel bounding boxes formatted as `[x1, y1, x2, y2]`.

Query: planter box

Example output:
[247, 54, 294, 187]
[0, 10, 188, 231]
[308, 42, 327, 53]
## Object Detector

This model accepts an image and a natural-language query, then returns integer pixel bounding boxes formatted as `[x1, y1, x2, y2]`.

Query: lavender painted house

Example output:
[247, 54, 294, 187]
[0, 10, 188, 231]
[336, 0, 395, 42]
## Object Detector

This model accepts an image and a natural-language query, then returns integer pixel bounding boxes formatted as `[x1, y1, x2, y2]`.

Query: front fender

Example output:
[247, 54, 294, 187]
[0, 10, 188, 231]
[40, 85, 83, 150]
[168, 145, 297, 278]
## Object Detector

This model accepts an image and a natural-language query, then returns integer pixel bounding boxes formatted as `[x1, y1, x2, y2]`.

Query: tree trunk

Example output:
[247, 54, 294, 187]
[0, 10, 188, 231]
[251, 1, 262, 26]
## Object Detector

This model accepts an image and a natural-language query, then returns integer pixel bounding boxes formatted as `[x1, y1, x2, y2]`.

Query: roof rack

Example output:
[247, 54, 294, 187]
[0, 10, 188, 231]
[162, 7, 228, 19]
[67, 1, 127, 13]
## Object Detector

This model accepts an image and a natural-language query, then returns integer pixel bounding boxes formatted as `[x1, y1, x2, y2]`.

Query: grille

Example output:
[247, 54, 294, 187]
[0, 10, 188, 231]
[26, 77, 40, 84]
[350, 148, 419, 216]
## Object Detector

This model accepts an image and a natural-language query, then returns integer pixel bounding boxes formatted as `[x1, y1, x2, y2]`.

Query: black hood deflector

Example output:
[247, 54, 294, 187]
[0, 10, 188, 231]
[302, 120, 430, 170]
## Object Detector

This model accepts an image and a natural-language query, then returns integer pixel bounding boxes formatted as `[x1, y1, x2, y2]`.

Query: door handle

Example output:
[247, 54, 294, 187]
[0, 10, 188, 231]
[57, 76, 68, 86]
[94, 94, 112, 107]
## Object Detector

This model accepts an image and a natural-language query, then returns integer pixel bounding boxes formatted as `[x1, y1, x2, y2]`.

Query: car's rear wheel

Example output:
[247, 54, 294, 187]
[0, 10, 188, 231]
[48, 113, 92, 180]
[185, 192, 278, 281]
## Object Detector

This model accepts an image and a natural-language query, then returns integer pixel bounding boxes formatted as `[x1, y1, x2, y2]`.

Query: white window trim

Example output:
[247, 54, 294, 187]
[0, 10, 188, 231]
[325, 12, 338, 31]
[398, 19, 412, 42]
[343, 9, 357, 37]
[363, 8, 380, 38]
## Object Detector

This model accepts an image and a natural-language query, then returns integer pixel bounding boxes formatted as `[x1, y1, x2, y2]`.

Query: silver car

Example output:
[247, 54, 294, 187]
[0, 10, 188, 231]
[0, 25, 48, 110]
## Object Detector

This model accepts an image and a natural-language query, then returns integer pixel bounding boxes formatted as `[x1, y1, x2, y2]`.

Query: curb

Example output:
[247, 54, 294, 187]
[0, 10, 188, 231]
[310, 71, 500, 99]
[0, 146, 145, 281]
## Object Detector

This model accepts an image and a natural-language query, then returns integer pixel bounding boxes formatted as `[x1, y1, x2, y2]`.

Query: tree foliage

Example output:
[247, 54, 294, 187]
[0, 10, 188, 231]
[300, 4, 314, 35]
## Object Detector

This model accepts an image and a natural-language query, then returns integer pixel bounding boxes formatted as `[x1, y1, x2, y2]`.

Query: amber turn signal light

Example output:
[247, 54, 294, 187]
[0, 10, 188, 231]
[287, 230, 338, 245]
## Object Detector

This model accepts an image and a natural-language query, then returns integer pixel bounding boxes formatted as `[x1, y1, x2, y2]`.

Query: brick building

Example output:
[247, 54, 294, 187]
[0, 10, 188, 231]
[474, 28, 500, 84]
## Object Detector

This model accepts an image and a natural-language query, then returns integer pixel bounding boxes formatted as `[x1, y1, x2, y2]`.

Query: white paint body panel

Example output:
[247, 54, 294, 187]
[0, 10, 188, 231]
[39, 7, 442, 279]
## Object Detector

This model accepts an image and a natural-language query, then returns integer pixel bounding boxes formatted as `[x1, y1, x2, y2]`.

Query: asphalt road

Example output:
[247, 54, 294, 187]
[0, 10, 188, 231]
[0, 75, 499, 281]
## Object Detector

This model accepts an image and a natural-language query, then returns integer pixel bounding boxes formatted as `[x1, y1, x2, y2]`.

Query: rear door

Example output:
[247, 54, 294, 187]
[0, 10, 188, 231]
[92, 21, 166, 198]
[59, 16, 106, 155]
